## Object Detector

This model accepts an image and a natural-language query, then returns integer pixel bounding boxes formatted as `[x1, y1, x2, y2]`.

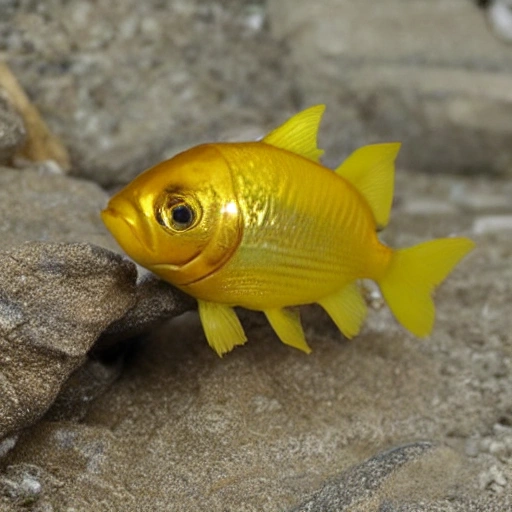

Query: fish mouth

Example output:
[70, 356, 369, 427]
[101, 201, 157, 259]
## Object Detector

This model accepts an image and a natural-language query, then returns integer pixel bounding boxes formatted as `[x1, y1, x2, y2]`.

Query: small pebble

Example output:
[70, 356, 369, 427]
[488, 0, 512, 42]
[0, 434, 19, 457]
[472, 215, 512, 234]
[479, 465, 508, 491]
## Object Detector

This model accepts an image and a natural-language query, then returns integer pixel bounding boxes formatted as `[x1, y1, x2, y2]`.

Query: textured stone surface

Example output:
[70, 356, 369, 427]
[267, 0, 512, 177]
[0, 94, 25, 166]
[0, 242, 137, 441]
[99, 271, 196, 349]
[0, 0, 294, 186]
[45, 358, 125, 424]
[292, 442, 512, 511]
[291, 442, 458, 511]
[0, 166, 115, 251]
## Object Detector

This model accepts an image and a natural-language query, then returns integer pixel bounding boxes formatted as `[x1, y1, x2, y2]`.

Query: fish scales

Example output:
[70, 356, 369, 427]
[208, 143, 381, 307]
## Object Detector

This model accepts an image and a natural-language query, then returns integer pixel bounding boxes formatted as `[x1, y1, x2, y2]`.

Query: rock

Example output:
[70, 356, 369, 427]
[290, 442, 468, 511]
[0, 242, 137, 441]
[0, 166, 115, 251]
[98, 271, 196, 349]
[0, 464, 43, 507]
[44, 358, 125, 423]
[48, 273, 197, 422]
[0, 436, 18, 459]
[0, 0, 295, 186]
[479, 465, 508, 493]
[472, 215, 512, 234]
[487, 0, 512, 43]
[0, 166, 195, 442]
[290, 442, 432, 511]
[0, 94, 25, 166]
[291, 441, 512, 510]
[267, 0, 512, 177]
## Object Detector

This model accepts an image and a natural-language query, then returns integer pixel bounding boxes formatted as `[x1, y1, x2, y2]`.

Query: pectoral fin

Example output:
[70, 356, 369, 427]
[197, 300, 247, 357]
[318, 282, 368, 339]
[264, 308, 311, 354]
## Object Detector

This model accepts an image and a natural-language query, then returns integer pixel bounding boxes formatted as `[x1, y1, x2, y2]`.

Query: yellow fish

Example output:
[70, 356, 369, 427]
[102, 106, 474, 356]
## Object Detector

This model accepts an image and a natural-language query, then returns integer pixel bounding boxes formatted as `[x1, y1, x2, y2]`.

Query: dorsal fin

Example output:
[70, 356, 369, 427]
[335, 143, 401, 230]
[262, 105, 325, 162]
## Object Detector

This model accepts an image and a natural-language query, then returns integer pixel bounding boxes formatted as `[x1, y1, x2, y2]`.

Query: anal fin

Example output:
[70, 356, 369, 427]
[318, 282, 368, 339]
[264, 308, 312, 354]
[198, 300, 247, 357]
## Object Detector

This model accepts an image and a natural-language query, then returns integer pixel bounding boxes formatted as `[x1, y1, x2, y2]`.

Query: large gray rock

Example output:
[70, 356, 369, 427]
[0, 166, 195, 444]
[267, 0, 512, 177]
[0, 242, 136, 441]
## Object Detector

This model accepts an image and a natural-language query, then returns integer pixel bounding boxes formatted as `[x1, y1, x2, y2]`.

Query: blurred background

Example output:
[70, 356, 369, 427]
[1, 0, 511, 187]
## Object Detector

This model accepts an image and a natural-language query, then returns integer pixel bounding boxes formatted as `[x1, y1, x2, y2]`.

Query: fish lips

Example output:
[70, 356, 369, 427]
[101, 200, 159, 265]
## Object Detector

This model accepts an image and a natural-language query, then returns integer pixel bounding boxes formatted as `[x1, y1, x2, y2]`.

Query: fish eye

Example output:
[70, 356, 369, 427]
[156, 198, 198, 232]
[171, 204, 194, 229]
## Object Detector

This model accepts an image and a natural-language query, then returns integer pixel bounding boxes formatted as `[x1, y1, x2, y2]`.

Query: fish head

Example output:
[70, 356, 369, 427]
[101, 144, 242, 287]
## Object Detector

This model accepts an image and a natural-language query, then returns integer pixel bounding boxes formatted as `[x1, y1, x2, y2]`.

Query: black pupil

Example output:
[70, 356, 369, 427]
[172, 205, 192, 226]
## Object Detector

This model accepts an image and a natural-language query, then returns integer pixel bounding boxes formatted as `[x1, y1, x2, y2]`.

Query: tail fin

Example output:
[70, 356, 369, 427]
[379, 237, 475, 336]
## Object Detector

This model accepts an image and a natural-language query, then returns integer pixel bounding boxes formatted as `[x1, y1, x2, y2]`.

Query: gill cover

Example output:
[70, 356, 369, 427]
[103, 144, 243, 287]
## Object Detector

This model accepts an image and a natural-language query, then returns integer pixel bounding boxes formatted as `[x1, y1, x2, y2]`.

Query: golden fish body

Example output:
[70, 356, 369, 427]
[102, 106, 474, 356]
[179, 142, 389, 309]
